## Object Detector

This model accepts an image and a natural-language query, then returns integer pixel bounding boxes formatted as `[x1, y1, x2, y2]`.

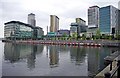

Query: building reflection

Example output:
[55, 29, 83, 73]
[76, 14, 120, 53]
[27, 45, 37, 70]
[70, 46, 86, 65]
[4, 43, 119, 76]
[4, 43, 20, 63]
[99, 47, 118, 71]
[4, 43, 44, 70]
[59, 45, 70, 52]
[49, 45, 59, 68]
[87, 47, 100, 77]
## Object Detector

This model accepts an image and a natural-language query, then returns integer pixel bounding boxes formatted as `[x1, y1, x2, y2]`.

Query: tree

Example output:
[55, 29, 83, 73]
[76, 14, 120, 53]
[72, 32, 77, 40]
[62, 33, 67, 40]
[115, 30, 120, 40]
[81, 33, 86, 40]
[95, 29, 101, 39]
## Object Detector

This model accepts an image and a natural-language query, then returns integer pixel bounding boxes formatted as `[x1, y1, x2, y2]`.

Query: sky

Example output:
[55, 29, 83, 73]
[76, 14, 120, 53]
[0, 0, 120, 37]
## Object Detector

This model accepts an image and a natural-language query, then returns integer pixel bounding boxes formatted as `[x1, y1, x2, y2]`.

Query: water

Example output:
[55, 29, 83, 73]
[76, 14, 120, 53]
[1, 41, 119, 77]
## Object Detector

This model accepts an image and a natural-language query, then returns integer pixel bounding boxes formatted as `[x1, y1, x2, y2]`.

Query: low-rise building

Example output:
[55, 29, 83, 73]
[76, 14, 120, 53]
[33, 27, 44, 39]
[57, 30, 70, 37]
[4, 21, 33, 40]
[4, 21, 44, 40]
[87, 27, 98, 38]
[70, 23, 78, 37]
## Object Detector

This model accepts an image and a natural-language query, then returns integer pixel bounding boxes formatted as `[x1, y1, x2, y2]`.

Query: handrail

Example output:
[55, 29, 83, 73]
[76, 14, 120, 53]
[110, 65, 119, 78]
[104, 56, 120, 78]
[104, 65, 119, 78]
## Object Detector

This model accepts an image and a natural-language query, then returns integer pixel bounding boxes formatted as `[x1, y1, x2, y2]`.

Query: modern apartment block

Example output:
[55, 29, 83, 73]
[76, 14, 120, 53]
[50, 15, 59, 32]
[99, 5, 119, 35]
[28, 13, 36, 26]
[88, 6, 99, 28]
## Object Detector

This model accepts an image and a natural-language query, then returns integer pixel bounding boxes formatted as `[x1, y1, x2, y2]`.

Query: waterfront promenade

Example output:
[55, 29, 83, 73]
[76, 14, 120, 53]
[3, 39, 120, 47]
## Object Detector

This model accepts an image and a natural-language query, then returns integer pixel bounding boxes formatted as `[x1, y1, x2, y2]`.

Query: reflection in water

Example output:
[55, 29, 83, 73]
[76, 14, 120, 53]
[4, 43, 44, 70]
[70, 46, 86, 65]
[87, 47, 118, 77]
[87, 47, 100, 76]
[27, 45, 37, 70]
[3, 43, 119, 76]
[48, 45, 59, 68]
[4, 43, 20, 63]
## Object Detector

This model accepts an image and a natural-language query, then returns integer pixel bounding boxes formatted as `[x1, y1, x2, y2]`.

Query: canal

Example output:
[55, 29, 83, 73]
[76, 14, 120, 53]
[1, 41, 119, 77]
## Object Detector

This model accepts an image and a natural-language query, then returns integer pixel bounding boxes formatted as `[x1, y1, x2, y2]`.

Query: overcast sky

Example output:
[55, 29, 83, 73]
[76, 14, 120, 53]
[0, 0, 119, 37]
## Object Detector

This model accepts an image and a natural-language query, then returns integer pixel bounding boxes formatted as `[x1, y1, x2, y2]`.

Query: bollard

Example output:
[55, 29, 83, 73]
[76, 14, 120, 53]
[104, 72, 111, 78]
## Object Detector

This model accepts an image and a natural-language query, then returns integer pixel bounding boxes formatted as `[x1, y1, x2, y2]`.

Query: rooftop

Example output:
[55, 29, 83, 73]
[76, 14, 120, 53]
[4, 21, 35, 28]
[89, 5, 100, 8]
[28, 13, 35, 16]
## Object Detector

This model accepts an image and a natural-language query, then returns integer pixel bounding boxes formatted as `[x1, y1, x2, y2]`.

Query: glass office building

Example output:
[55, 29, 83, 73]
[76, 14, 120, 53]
[99, 5, 118, 35]
[70, 23, 87, 36]
[33, 27, 44, 39]
[70, 23, 78, 36]
[4, 21, 44, 40]
[4, 21, 33, 39]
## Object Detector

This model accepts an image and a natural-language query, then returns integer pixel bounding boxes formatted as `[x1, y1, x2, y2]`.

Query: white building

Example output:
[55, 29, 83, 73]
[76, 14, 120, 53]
[88, 6, 99, 28]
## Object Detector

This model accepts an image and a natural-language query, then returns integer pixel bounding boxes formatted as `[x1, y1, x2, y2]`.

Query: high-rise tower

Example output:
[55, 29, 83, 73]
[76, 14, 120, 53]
[88, 6, 99, 28]
[28, 13, 36, 26]
[50, 15, 59, 32]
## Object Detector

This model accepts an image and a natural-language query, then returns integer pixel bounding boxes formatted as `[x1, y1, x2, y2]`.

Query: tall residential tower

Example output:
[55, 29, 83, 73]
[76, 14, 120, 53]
[50, 15, 59, 32]
[88, 6, 99, 28]
[28, 13, 36, 26]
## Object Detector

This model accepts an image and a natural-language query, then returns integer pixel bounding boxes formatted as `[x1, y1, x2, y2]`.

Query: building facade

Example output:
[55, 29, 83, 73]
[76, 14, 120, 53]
[88, 6, 99, 28]
[50, 15, 59, 32]
[33, 27, 44, 39]
[99, 5, 118, 35]
[70, 18, 87, 37]
[28, 13, 36, 26]
[4, 21, 33, 40]
[87, 27, 98, 38]
[70, 23, 78, 36]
